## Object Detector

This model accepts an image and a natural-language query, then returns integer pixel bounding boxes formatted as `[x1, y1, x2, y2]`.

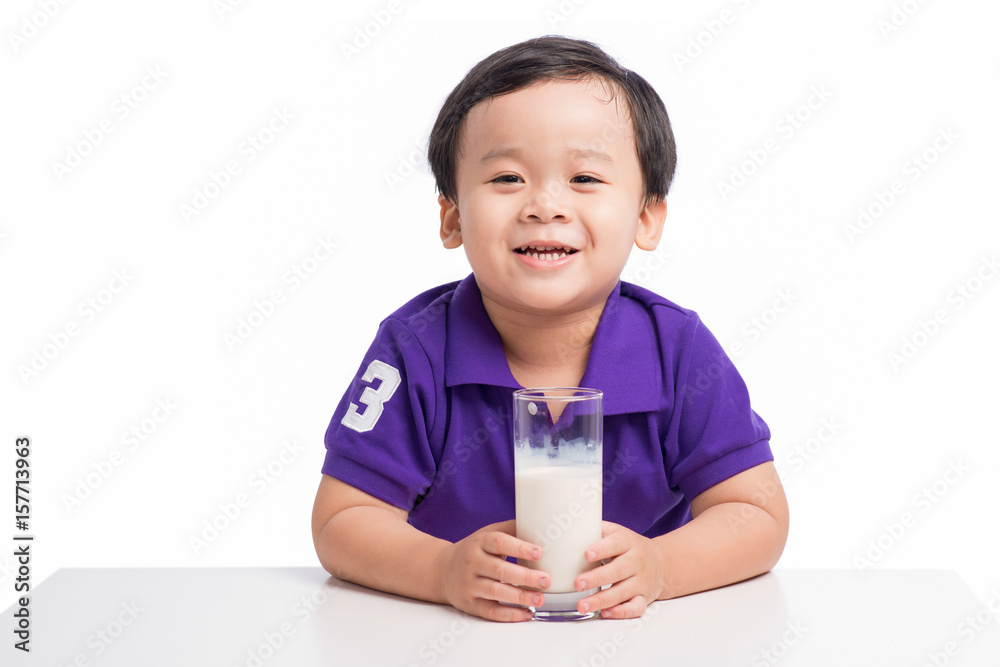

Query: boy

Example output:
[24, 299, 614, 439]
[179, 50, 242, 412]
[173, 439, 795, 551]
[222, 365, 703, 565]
[312, 35, 788, 622]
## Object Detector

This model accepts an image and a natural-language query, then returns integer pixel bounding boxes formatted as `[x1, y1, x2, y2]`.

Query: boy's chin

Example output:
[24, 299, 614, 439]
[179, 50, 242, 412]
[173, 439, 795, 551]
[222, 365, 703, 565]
[485, 282, 615, 317]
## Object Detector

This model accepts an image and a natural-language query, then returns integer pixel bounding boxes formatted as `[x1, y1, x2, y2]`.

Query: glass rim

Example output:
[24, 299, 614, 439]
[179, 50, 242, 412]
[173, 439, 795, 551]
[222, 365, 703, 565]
[513, 387, 603, 402]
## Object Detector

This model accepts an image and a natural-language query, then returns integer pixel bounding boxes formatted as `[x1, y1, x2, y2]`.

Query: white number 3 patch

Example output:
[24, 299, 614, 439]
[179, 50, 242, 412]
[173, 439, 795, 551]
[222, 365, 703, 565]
[341, 360, 402, 433]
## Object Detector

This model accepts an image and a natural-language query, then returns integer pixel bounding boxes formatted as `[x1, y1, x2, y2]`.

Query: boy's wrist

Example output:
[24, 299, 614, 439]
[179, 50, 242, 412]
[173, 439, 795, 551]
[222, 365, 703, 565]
[427, 541, 454, 606]
[651, 534, 677, 601]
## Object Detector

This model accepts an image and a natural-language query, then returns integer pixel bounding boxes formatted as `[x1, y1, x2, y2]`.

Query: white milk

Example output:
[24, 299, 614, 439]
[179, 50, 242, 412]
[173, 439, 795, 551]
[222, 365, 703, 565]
[515, 465, 602, 593]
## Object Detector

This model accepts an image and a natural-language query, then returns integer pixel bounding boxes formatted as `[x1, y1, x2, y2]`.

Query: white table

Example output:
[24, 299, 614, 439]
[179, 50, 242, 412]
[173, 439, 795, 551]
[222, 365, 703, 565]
[7, 567, 999, 665]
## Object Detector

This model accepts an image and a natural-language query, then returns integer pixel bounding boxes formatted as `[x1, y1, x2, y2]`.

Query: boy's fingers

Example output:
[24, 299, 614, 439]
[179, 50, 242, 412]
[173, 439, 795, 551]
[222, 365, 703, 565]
[575, 556, 634, 592]
[600, 520, 624, 537]
[599, 595, 648, 620]
[470, 598, 533, 623]
[577, 581, 641, 615]
[482, 557, 550, 591]
[484, 519, 517, 535]
[480, 578, 545, 609]
[584, 533, 629, 563]
[481, 531, 541, 561]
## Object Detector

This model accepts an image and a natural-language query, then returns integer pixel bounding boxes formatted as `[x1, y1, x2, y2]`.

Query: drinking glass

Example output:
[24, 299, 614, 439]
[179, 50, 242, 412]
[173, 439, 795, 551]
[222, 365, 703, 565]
[513, 387, 603, 621]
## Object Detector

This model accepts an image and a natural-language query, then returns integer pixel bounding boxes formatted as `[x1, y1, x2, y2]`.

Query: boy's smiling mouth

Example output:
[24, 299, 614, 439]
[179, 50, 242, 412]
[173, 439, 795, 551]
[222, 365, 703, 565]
[514, 244, 579, 261]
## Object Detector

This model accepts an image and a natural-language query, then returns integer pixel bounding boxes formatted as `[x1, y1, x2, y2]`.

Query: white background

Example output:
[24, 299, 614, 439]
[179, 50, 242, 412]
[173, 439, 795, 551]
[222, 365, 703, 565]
[2, 0, 998, 616]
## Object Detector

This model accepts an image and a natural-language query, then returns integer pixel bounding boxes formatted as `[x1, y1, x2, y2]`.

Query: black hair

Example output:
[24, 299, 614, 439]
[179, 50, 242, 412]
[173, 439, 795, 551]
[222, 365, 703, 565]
[428, 35, 677, 206]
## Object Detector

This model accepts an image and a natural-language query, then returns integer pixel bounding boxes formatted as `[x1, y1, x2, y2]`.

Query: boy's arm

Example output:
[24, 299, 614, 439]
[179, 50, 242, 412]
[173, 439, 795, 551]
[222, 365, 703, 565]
[656, 460, 789, 597]
[577, 461, 788, 618]
[311, 474, 448, 603]
[311, 474, 549, 621]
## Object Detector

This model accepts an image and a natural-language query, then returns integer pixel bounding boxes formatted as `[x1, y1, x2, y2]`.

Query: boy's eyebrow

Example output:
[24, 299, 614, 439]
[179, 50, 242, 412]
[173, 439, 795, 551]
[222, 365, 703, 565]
[569, 147, 615, 164]
[478, 147, 615, 164]
[479, 147, 524, 164]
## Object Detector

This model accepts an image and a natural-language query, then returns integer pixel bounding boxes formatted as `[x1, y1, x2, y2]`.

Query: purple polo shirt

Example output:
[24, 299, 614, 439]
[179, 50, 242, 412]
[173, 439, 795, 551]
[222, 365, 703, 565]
[322, 274, 772, 543]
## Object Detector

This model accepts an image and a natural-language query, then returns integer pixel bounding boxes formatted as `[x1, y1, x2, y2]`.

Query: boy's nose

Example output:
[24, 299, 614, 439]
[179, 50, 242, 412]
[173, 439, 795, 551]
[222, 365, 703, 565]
[521, 182, 571, 223]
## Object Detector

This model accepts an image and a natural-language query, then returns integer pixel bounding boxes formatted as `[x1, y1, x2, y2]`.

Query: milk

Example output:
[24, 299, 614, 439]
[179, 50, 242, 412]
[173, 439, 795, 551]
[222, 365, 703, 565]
[515, 465, 602, 593]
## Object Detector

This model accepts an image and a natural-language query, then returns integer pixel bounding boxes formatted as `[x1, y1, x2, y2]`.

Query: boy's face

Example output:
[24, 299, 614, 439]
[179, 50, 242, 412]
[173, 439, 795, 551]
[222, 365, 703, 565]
[439, 77, 666, 317]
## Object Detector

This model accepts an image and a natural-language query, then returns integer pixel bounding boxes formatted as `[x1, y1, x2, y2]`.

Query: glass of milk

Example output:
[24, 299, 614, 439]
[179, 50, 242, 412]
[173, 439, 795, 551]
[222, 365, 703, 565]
[513, 387, 602, 621]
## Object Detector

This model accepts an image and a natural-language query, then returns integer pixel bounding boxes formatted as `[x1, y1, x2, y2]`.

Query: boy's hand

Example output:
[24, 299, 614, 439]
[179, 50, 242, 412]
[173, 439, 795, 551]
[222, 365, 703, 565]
[575, 521, 666, 619]
[433, 519, 551, 622]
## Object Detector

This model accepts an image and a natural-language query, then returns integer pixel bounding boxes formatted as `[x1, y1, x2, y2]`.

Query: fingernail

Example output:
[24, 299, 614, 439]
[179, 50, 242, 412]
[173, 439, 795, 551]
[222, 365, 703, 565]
[539, 576, 549, 589]
[577, 579, 587, 591]
[532, 594, 542, 606]
[531, 548, 541, 560]
[587, 550, 596, 560]
[580, 602, 590, 612]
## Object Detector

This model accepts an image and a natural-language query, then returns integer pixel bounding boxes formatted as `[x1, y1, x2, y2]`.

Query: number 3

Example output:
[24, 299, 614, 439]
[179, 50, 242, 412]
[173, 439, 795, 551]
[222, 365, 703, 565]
[341, 360, 401, 433]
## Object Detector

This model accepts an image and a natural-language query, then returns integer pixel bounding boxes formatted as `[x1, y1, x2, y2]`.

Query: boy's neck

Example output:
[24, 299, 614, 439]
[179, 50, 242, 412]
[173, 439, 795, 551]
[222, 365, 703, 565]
[480, 292, 610, 389]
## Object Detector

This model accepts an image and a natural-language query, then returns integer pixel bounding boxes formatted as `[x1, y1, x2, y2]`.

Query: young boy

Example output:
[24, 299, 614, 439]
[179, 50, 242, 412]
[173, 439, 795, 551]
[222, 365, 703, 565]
[312, 35, 788, 622]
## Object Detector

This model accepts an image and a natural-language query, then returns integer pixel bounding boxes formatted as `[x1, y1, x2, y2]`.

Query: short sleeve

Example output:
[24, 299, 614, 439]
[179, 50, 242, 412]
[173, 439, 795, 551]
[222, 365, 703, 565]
[667, 315, 773, 500]
[322, 318, 439, 510]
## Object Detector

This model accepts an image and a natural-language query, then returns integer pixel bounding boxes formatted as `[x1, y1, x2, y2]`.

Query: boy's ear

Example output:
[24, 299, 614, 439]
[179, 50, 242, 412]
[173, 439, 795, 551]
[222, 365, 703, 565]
[635, 198, 667, 251]
[438, 193, 463, 249]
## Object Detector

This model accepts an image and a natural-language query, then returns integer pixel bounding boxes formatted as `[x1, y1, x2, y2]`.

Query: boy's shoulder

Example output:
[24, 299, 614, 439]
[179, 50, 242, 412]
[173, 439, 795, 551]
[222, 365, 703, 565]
[617, 280, 699, 326]
[379, 279, 468, 351]
[382, 280, 462, 325]
[613, 281, 723, 362]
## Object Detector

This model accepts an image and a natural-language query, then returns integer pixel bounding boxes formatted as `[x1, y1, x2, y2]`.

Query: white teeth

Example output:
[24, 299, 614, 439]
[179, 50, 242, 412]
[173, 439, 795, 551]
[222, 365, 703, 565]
[524, 251, 569, 261]
[518, 244, 575, 261]
[521, 245, 572, 252]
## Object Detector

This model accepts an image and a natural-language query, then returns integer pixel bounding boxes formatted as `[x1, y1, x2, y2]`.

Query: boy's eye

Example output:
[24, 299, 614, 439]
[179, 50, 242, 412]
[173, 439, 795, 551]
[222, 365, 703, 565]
[492, 174, 523, 184]
[571, 175, 602, 184]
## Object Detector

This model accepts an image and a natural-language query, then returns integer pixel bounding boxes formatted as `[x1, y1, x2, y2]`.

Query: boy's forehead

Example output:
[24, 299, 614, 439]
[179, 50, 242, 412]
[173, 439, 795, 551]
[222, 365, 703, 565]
[459, 78, 634, 158]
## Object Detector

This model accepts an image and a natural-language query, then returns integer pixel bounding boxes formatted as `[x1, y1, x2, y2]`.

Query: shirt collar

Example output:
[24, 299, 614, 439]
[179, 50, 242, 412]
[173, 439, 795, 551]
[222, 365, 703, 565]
[445, 275, 520, 390]
[445, 274, 661, 415]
